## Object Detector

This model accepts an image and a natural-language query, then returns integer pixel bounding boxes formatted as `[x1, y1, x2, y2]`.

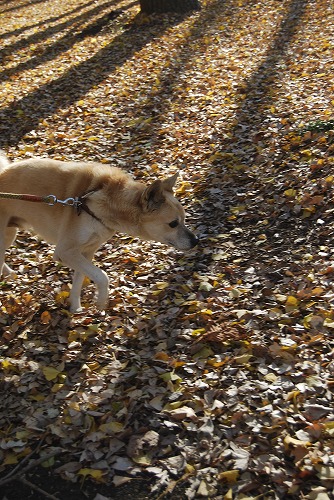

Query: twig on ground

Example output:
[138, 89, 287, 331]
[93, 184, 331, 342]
[19, 477, 61, 500]
[0, 448, 65, 487]
[0, 436, 47, 483]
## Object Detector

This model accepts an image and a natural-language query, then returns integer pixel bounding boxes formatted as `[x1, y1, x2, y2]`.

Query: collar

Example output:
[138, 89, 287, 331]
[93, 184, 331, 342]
[76, 190, 106, 227]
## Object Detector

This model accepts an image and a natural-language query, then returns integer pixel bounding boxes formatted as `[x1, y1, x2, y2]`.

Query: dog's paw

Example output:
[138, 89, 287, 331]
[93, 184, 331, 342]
[2, 264, 17, 278]
[69, 300, 83, 313]
[95, 288, 109, 311]
[95, 299, 108, 310]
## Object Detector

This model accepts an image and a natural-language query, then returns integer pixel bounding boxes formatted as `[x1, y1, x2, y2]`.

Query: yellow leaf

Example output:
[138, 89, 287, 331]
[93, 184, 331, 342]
[284, 434, 311, 448]
[323, 422, 334, 436]
[311, 287, 324, 296]
[234, 354, 253, 364]
[224, 488, 233, 500]
[29, 393, 45, 402]
[16, 430, 30, 439]
[51, 383, 65, 393]
[218, 470, 239, 483]
[1, 359, 13, 370]
[208, 151, 224, 163]
[86, 361, 100, 370]
[163, 401, 182, 411]
[268, 307, 283, 319]
[42, 455, 55, 467]
[212, 252, 229, 261]
[132, 453, 152, 465]
[191, 328, 206, 336]
[284, 188, 297, 197]
[200, 308, 213, 316]
[264, 373, 278, 382]
[301, 149, 312, 157]
[78, 468, 104, 481]
[285, 295, 299, 308]
[302, 207, 316, 218]
[230, 205, 246, 214]
[207, 359, 227, 367]
[4, 452, 18, 465]
[155, 282, 169, 290]
[67, 330, 79, 342]
[303, 313, 318, 329]
[176, 181, 191, 195]
[185, 463, 196, 473]
[99, 422, 124, 434]
[286, 390, 301, 403]
[160, 371, 182, 382]
[42, 366, 60, 381]
[324, 318, 334, 328]
[55, 290, 70, 303]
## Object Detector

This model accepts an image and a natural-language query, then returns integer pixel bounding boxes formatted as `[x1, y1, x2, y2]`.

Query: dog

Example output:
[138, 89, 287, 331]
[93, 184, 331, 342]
[0, 152, 198, 312]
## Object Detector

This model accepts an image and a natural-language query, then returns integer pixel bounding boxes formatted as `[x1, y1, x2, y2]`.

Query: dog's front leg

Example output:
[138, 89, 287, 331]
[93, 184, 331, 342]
[54, 247, 109, 312]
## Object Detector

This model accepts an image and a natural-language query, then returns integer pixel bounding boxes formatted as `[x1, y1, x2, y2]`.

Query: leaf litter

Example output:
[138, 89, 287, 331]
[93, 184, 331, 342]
[0, 0, 334, 498]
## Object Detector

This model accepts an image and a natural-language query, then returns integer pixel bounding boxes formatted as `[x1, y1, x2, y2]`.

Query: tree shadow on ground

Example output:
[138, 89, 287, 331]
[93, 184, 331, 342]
[192, 0, 312, 234]
[229, 0, 310, 150]
[112, 0, 242, 159]
[0, 7, 128, 85]
[0, 0, 122, 63]
[0, 0, 195, 148]
[0, 0, 99, 39]
[0, 0, 48, 15]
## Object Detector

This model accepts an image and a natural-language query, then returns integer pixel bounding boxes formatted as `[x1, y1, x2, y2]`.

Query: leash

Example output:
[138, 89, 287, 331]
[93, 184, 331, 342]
[0, 190, 105, 226]
[0, 190, 103, 224]
[0, 192, 81, 208]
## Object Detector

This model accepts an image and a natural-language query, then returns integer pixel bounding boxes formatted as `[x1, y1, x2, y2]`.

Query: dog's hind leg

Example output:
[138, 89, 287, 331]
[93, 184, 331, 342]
[0, 227, 17, 277]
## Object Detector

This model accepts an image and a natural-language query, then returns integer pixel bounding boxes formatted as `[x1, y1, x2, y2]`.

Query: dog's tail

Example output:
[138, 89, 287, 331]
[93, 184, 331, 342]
[0, 150, 10, 171]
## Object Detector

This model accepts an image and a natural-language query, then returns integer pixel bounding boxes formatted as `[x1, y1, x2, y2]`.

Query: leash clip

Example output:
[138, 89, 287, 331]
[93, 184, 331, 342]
[44, 194, 57, 206]
[45, 195, 81, 208]
[59, 197, 81, 208]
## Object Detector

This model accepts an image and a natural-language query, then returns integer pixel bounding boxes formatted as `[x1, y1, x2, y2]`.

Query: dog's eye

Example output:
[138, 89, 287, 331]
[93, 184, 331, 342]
[169, 220, 179, 228]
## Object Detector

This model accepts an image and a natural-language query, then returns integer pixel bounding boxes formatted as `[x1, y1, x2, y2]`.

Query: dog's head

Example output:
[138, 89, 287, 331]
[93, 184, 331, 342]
[138, 173, 198, 251]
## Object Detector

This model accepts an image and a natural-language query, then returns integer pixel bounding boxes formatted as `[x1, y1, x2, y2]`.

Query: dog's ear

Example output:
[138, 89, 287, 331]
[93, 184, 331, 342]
[162, 172, 179, 192]
[141, 180, 165, 211]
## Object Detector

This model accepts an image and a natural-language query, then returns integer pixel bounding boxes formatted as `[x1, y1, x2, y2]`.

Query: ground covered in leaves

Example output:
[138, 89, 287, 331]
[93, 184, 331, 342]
[0, 0, 334, 498]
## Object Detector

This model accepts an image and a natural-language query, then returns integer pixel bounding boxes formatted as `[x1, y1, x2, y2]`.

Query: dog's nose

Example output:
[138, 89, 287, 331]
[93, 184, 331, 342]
[190, 234, 199, 248]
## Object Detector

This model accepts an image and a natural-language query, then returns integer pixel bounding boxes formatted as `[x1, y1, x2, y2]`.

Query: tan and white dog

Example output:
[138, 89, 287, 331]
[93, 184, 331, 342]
[0, 153, 198, 311]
